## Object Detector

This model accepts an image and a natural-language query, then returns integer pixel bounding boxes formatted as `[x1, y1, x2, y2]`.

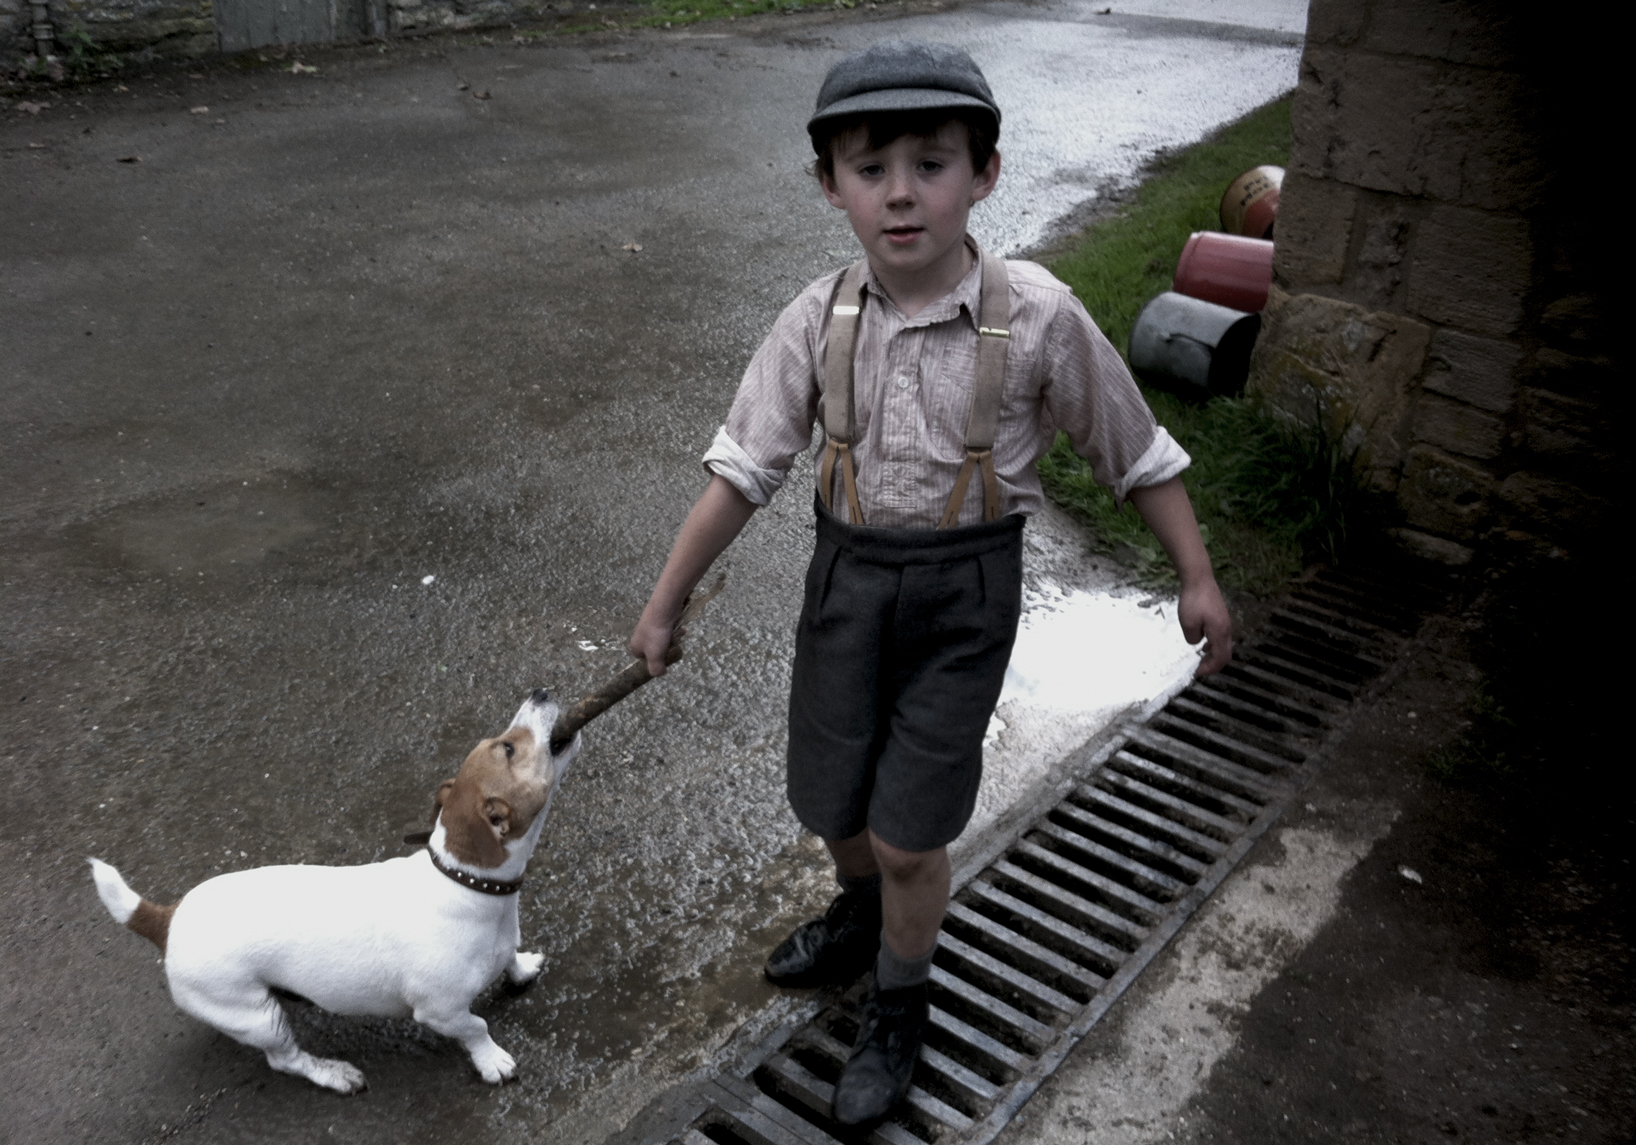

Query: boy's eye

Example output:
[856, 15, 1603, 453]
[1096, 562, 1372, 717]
[858, 163, 884, 177]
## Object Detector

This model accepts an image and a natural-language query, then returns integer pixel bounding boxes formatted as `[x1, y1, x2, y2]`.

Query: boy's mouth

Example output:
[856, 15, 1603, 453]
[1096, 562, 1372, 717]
[884, 226, 924, 245]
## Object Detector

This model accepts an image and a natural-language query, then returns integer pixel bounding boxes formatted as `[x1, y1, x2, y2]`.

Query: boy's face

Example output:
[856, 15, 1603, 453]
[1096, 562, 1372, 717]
[820, 120, 1000, 290]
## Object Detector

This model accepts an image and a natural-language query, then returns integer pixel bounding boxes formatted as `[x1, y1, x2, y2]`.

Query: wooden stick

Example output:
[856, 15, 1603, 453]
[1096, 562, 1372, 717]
[548, 574, 725, 752]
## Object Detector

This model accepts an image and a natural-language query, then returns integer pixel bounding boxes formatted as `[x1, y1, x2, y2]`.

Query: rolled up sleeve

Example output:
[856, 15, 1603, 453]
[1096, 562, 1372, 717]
[703, 425, 788, 506]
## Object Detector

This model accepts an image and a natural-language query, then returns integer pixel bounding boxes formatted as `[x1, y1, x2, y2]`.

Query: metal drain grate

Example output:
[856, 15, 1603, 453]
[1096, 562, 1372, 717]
[642, 568, 1432, 1145]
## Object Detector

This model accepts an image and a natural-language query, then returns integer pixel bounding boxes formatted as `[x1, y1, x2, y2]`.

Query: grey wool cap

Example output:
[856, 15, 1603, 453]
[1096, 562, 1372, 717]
[807, 39, 1000, 146]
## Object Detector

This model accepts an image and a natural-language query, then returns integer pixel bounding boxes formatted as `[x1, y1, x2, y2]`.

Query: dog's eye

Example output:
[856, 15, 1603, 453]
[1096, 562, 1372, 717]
[503, 742, 515, 759]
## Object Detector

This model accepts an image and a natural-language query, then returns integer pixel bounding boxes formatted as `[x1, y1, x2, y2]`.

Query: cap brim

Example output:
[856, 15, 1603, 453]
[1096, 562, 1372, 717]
[807, 87, 998, 135]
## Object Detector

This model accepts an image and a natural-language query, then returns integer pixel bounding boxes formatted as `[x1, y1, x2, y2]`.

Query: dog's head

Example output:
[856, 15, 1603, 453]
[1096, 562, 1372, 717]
[431, 689, 580, 869]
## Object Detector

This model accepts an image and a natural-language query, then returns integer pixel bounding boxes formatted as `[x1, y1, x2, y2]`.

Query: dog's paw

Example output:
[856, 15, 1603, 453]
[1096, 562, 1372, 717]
[310, 1057, 368, 1095]
[472, 1042, 517, 1085]
[507, 951, 545, 985]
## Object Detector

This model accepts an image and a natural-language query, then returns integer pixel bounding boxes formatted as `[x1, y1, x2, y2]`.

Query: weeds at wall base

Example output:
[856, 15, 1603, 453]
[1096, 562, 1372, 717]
[1031, 94, 1396, 596]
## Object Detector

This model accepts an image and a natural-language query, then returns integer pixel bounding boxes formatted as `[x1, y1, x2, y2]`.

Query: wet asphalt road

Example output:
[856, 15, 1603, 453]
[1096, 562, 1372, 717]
[0, 3, 1300, 1142]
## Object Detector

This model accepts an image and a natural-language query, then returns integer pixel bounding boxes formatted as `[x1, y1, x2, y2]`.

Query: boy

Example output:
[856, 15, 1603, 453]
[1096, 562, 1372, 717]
[630, 39, 1232, 1125]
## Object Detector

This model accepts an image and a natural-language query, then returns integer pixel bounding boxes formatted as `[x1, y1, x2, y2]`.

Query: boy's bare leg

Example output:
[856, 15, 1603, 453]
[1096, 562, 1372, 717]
[825, 830, 881, 880]
[765, 831, 883, 987]
[833, 832, 947, 1125]
[868, 832, 949, 958]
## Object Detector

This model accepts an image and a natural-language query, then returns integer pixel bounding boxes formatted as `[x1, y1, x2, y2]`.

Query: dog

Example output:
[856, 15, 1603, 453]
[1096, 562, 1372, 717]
[89, 688, 578, 1093]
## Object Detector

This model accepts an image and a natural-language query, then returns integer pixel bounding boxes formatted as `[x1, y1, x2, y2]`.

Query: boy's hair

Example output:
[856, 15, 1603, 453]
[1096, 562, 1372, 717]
[810, 107, 1000, 183]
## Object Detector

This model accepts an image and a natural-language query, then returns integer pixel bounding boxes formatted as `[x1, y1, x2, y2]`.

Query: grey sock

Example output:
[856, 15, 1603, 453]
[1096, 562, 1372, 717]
[874, 933, 935, 990]
[838, 871, 882, 897]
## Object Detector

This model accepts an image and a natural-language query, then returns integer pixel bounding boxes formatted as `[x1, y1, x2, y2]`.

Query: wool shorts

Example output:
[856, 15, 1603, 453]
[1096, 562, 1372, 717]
[786, 498, 1025, 853]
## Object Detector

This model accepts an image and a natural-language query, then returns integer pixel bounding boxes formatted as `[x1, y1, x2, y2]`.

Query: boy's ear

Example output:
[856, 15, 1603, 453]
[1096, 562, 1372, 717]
[819, 165, 846, 209]
[970, 149, 1001, 205]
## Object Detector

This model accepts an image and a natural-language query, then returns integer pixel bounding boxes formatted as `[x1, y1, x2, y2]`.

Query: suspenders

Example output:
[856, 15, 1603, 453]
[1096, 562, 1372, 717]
[818, 250, 1012, 529]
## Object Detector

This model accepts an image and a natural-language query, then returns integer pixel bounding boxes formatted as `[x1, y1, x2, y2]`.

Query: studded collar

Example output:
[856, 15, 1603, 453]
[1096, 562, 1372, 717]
[404, 832, 523, 896]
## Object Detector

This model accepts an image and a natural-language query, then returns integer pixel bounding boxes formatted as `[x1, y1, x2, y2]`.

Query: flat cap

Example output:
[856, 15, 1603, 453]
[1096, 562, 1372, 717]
[807, 39, 1000, 144]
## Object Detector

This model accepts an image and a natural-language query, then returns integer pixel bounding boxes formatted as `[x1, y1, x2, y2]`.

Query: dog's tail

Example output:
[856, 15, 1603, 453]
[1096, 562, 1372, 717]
[89, 858, 176, 955]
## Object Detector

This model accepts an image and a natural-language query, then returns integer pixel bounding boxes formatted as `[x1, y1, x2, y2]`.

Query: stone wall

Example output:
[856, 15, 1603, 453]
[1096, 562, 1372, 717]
[5, 0, 215, 65]
[1248, 0, 1619, 564]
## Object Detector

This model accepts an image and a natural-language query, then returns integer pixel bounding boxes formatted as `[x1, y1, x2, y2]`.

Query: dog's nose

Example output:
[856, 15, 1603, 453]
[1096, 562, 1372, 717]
[530, 687, 551, 704]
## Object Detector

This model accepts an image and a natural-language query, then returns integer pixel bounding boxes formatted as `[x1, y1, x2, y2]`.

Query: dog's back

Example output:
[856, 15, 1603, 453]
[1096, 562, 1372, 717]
[112, 856, 515, 1018]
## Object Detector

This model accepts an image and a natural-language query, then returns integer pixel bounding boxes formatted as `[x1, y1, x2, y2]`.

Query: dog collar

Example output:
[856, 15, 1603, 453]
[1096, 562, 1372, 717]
[424, 845, 523, 896]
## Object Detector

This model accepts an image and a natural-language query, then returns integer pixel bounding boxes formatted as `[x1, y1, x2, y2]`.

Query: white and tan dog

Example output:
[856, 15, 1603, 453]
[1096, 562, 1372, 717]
[89, 688, 577, 1094]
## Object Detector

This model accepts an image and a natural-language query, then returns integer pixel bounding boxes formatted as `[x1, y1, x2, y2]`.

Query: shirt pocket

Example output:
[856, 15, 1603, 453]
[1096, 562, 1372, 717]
[922, 337, 979, 465]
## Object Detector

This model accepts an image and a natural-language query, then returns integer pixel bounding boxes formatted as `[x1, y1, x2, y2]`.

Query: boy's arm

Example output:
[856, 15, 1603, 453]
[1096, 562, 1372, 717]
[629, 474, 758, 676]
[1127, 476, 1233, 676]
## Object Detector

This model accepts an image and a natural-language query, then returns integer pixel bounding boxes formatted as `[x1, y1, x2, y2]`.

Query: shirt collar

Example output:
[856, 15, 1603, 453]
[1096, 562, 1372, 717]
[857, 236, 984, 331]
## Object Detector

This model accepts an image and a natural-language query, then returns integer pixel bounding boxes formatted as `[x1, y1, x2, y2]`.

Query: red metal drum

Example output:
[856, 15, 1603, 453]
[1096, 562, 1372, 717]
[1220, 165, 1283, 238]
[1173, 232, 1275, 313]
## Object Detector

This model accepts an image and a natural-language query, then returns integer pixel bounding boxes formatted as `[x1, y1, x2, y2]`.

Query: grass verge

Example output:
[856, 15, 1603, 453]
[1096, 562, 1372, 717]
[1037, 96, 1380, 595]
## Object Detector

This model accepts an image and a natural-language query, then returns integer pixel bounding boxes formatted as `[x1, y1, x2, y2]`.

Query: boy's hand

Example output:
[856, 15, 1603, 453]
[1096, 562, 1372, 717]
[1179, 576, 1233, 677]
[629, 475, 758, 678]
[629, 607, 680, 678]
[1126, 477, 1232, 677]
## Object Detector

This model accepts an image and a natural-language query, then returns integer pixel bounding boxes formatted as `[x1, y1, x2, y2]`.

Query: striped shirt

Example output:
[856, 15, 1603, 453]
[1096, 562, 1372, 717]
[704, 248, 1189, 529]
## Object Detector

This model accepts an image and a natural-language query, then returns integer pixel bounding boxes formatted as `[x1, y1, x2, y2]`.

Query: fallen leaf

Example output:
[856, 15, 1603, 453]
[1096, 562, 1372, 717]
[214, 118, 226, 125]
[188, 73, 204, 79]
[27, 142, 45, 149]
[622, 242, 643, 252]
[473, 89, 491, 100]
[15, 101, 47, 114]
[1399, 866, 1423, 884]
[190, 105, 209, 114]
[117, 155, 141, 163]
[291, 61, 318, 74]
[456, 81, 470, 90]
[116, 84, 129, 92]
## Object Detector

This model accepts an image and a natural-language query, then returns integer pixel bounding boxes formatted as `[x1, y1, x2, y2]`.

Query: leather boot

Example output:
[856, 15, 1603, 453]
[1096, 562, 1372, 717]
[764, 887, 882, 988]
[831, 980, 928, 1125]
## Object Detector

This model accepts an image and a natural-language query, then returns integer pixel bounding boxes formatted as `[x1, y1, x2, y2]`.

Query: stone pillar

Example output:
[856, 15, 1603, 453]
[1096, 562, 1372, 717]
[1247, 0, 1617, 565]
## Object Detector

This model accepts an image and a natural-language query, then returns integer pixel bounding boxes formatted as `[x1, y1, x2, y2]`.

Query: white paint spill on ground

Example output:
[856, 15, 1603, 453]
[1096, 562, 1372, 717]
[1000, 582, 1199, 715]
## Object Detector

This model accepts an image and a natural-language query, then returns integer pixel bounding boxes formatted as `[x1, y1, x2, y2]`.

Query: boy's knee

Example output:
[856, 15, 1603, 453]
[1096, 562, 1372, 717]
[869, 834, 945, 881]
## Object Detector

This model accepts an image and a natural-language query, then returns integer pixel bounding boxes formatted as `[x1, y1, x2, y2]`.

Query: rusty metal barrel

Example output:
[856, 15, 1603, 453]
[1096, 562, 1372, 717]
[1128, 291, 1261, 399]
[1219, 164, 1283, 238]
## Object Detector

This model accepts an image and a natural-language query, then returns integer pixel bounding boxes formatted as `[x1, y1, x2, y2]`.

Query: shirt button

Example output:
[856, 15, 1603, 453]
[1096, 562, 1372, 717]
[896, 376, 910, 390]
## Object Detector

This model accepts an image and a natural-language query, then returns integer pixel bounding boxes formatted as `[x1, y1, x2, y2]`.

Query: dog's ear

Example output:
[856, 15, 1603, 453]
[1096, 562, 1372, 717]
[439, 779, 509, 869]
[483, 797, 513, 840]
[430, 779, 456, 826]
